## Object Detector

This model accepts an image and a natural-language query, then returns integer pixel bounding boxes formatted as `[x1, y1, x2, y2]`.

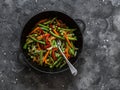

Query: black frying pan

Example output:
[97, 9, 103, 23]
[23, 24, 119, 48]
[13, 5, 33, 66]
[20, 11, 85, 74]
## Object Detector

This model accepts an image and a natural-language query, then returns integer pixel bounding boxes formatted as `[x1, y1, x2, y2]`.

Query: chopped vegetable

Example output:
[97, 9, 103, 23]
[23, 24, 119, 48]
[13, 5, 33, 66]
[23, 18, 78, 69]
[29, 27, 40, 34]
[29, 36, 45, 44]
[39, 50, 43, 65]
[64, 34, 73, 48]
[52, 57, 62, 67]
[43, 50, 50, 64]
[37, 19, 48, 24]
[53, 29, 59, 35]
[60, 61, 66, 69]
[52, 47, 58, 60]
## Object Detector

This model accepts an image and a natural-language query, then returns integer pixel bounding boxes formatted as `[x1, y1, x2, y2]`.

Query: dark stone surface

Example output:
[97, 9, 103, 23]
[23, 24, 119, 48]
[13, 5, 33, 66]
[0, 0, 120, 90]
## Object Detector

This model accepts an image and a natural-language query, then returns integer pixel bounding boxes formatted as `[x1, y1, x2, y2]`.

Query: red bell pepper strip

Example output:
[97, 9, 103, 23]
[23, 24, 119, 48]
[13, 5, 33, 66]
[44, 44, 51, 49]
[56, 19, 61, 27]
[44, 34, 51, 49]
[52, 48, 58, 60]
[49, 24, 53, 29]
[38, 28, 44, 34]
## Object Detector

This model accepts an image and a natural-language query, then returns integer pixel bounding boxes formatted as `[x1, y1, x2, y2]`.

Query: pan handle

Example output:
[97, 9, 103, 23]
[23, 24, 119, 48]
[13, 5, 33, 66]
[75, 19, 86, 33]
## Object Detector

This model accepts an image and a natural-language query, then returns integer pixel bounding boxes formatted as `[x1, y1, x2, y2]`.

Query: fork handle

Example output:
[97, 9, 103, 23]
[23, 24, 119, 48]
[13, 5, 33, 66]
[58, 46, 78, 76]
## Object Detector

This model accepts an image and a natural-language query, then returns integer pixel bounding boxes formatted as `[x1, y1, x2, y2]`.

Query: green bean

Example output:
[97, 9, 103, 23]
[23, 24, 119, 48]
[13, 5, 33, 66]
[27, 34, 38, 37]
[58, 27, 76, 31]
[67, 34, 75, 37]
[38, 24, 49, 29]
[61, 42, 65, 51]
[29, 36, 45, 44]
[70, 42, 76, 50]
[52, 57, 62, 68]
[60, 61, 66, 69]
[62, 29, 76, 32]
[49, 31, 64, 39]
[48, 56, 55, 68]
[43, 17, 56, 25]
[53, 40, 56, 45]
[23, 39, 33, 49]
[50, 17, 56, 24]
[41, 27, 49, 31]
[56, 59, 63, 68]
[54, 40, 57, 47]
[34, 50, 46, 54]
[43, 20, 51, 25]
[48, 56, 54, 63]
[69, 48, 75, 56]
[68, 37, 77, 41]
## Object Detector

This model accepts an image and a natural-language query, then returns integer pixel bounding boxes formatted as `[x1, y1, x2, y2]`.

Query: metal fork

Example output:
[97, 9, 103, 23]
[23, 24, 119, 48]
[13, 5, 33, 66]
[57, 40, 78, 76]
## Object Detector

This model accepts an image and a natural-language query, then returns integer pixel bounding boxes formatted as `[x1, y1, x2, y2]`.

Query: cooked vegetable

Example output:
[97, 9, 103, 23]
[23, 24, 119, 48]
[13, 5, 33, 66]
[23, 17, 78, 69]
[39, 50, 43, 65]
[60, 61, 66, 69]
[29, 36, 45, 44]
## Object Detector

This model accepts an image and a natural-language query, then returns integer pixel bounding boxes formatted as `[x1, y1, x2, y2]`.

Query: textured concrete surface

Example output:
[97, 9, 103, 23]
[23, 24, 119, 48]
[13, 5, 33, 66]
[0, 0, 120, 90]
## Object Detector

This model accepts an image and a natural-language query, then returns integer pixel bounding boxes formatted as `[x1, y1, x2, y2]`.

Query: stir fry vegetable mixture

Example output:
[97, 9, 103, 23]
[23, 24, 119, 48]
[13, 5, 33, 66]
[23, 18, 78, 69]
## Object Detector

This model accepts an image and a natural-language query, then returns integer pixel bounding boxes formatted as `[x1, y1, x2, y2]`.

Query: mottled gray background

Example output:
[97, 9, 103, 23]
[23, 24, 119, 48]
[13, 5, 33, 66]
[0, 0, 120, 90]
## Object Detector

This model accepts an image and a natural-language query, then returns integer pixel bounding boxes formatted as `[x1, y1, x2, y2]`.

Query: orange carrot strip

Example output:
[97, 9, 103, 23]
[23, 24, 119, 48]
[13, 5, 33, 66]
[53, 29, 59, 35]
[36, 19, 48, 25]
[43, 50, 50, 64]
[64, 34, 73, 48]
[30, 27, 40, 34]
[64, 45, 70, 59]
[37, 35, 43, 40]
[37, 43, 41, 50]
[56, 19, 61, 26]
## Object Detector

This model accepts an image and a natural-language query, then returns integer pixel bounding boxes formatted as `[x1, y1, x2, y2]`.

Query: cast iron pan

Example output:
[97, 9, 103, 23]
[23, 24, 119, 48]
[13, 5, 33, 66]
[20, 11, 85, 74]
